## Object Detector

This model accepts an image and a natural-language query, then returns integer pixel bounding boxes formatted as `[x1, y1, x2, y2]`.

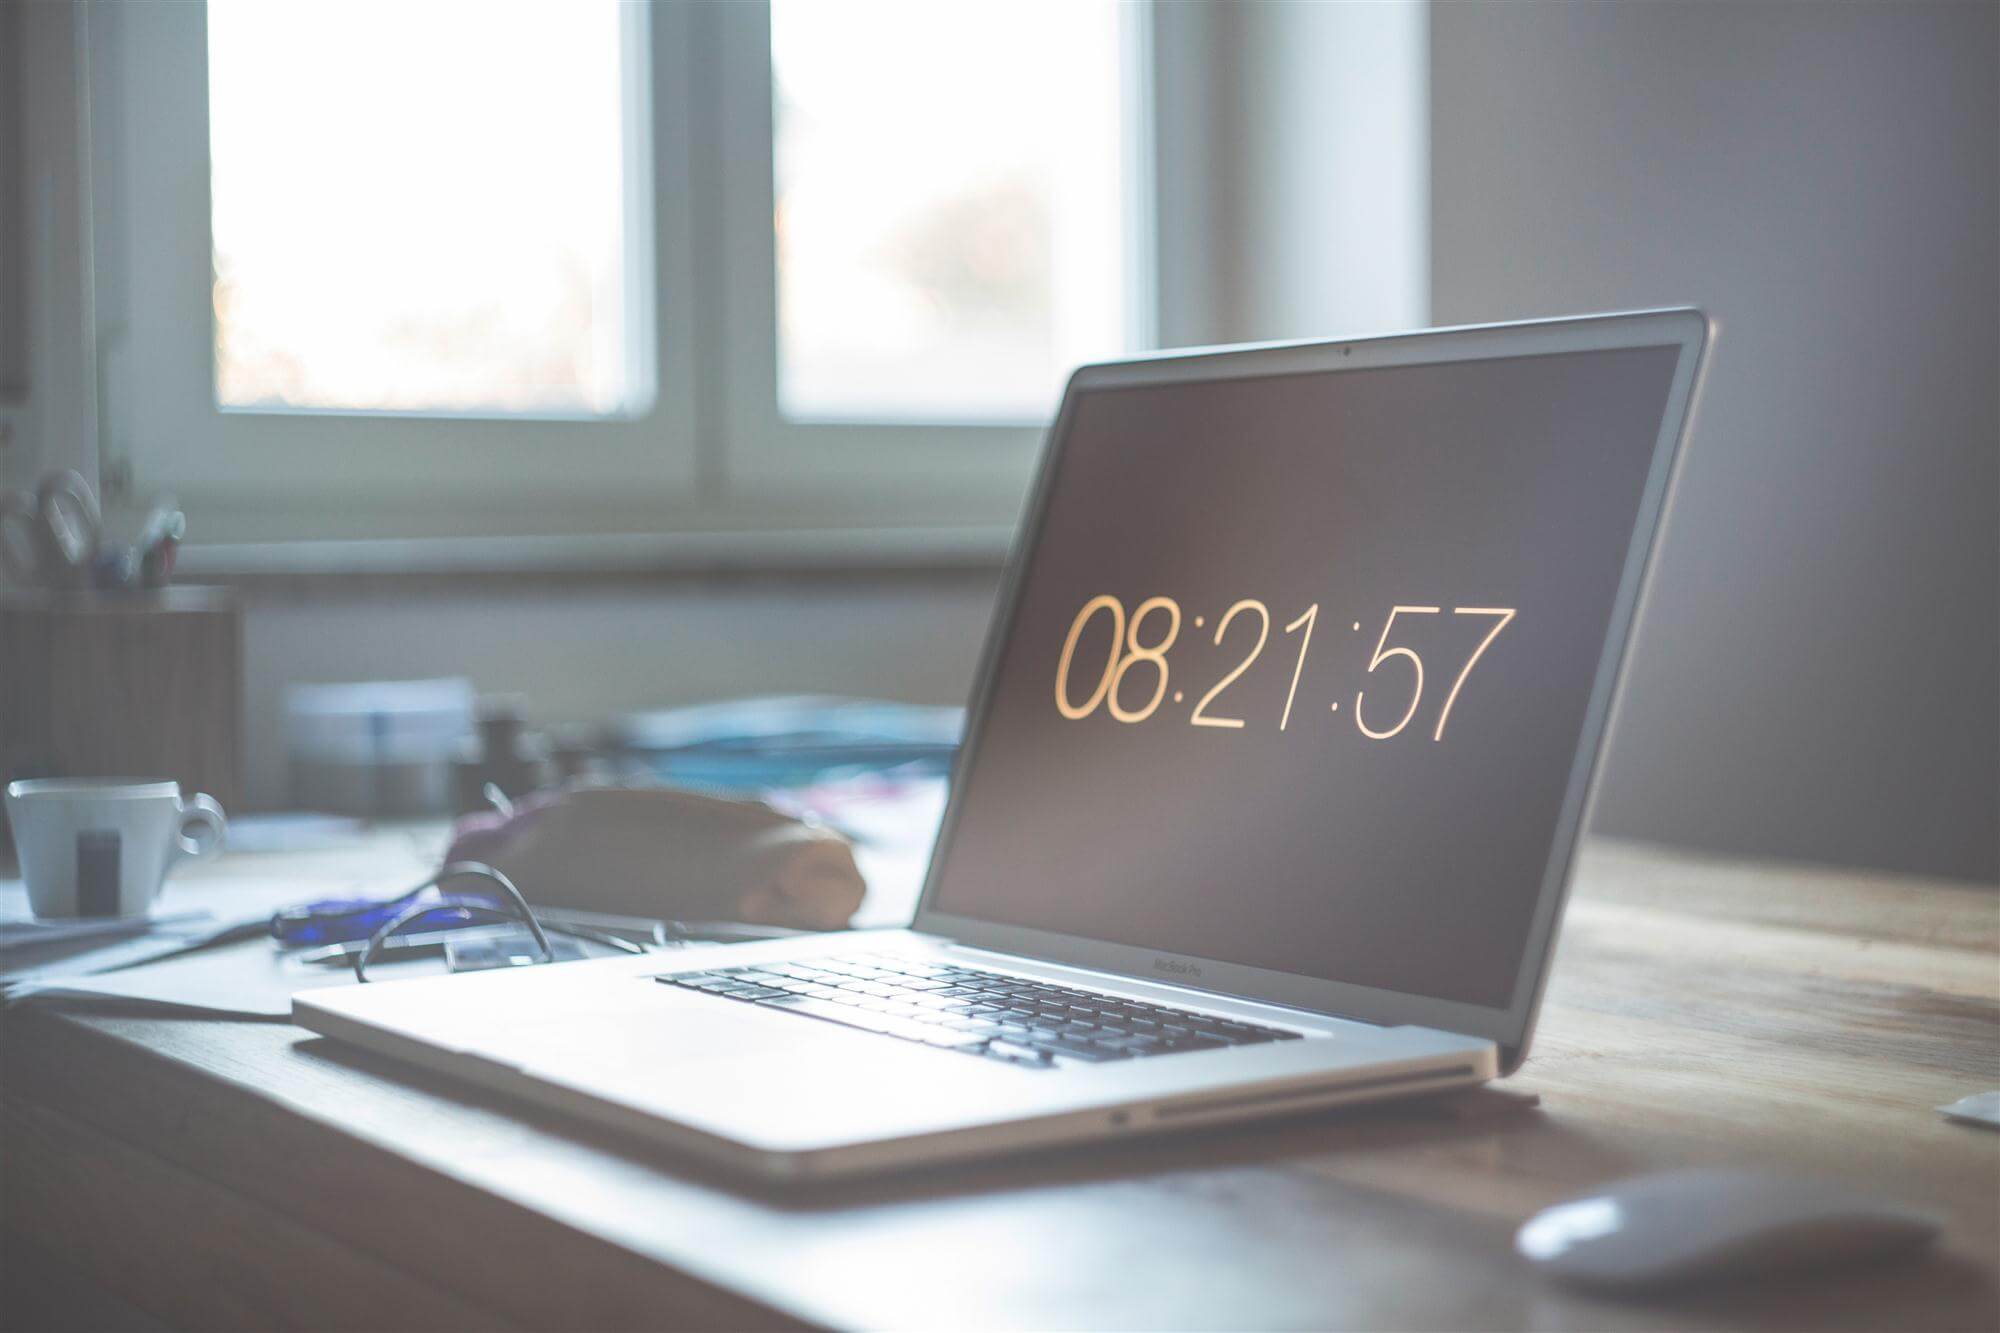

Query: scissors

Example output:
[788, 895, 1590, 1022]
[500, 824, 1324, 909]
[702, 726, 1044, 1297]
[0, 470, 101, 590]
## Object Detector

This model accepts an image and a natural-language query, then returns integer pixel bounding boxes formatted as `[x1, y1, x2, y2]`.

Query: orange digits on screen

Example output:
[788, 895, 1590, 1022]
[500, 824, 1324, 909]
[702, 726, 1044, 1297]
[1054, 595, 1515, 740]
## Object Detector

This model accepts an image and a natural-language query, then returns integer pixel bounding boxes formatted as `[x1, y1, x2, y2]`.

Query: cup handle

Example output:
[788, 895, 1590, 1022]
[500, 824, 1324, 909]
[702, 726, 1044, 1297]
[176, 793, 227, 861]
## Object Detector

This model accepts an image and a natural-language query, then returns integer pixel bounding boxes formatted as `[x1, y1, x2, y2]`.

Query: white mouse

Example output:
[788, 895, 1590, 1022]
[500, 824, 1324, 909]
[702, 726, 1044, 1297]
[1516, 1167, 1942, 1291]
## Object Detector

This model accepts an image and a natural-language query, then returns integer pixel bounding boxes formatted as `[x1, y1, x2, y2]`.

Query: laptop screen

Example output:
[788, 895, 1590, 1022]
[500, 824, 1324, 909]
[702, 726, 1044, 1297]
[927, 344, 1684, 1011]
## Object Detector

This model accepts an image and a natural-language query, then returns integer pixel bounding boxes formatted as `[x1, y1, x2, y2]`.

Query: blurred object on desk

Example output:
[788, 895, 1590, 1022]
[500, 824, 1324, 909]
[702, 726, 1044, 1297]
[613, 695, 962, 794]
[547, 721, 618, 786]
[0, 470, 100, 592]
[446, 784, 867, 930]
[97, 495, 187, 591]
[285, 678, 473, 817]
[5, 778, 226, 919]
[0, 470, 185, 593]
[770, 769, 949, 927]
[6, 930, 445, 1018]
[451, 694, 554, 815]
[0, 586, 243, 858]
[0, 871, 305, 995]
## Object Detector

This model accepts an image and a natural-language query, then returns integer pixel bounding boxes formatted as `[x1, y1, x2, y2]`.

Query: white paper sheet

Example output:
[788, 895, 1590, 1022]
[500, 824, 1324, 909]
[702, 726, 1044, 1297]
[1, 875, 339, 990]
[4, 936, 448, 1019]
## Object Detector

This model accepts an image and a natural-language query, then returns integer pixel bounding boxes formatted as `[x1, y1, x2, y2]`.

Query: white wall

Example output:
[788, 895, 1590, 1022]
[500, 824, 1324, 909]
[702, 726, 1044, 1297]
[1431, 1, 1999, 882]
[1156, 0, 1429, 346]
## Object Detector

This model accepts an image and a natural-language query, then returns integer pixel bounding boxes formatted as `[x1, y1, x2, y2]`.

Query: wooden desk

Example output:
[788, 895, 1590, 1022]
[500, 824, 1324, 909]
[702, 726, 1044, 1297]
[2, 838, 1995, 1331]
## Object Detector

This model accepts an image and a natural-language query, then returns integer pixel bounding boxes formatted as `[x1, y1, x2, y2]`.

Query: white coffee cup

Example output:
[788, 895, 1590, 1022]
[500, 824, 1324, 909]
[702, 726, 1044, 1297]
[4, 779, 227, 919]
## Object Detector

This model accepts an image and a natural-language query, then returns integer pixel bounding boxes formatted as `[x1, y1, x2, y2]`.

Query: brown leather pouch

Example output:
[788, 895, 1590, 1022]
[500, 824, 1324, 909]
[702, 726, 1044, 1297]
[444, 786, 865, 930]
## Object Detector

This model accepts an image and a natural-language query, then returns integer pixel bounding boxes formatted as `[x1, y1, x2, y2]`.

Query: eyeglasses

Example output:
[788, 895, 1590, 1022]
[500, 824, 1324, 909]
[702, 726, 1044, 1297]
[270, 861, 650, 982]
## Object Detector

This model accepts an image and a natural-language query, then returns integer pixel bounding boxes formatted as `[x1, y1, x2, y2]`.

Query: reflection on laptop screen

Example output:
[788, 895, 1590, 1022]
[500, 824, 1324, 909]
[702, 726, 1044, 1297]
[929, 346, 1683, 1010]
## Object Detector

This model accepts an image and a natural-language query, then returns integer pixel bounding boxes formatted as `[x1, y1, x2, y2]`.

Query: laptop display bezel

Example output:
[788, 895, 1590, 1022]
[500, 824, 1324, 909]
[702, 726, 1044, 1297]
[912, 308, 1711, 1068]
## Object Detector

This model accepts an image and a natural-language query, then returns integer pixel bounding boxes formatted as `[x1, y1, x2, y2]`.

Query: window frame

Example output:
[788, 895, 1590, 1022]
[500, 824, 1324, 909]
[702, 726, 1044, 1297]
[89, 0, 1161, 549]
[709, 1, 1158, 505]
[94, 1, 705, 542]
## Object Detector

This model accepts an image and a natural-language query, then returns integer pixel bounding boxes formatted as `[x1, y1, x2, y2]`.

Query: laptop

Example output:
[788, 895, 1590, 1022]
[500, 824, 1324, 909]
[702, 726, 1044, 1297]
[296, 308, 1710, 1182]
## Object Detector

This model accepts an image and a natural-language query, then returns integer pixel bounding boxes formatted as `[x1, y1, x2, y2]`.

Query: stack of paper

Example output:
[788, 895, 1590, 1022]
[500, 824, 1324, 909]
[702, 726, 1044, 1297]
[0, 877, 314, 998]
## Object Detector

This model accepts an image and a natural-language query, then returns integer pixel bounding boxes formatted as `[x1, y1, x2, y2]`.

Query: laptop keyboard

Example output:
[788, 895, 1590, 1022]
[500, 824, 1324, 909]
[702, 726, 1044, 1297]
[654, 952, 1303, 1069]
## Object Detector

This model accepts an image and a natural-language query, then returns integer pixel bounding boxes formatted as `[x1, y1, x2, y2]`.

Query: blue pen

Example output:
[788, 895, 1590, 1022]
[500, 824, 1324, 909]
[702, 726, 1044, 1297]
[269, 883, 505, 948]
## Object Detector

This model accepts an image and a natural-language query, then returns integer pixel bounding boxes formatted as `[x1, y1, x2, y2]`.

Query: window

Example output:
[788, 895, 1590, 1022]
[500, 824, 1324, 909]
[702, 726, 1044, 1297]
[771, 0, 1133, 423]
[91, 0, 1156, 549]
[207, 1, 646, 417]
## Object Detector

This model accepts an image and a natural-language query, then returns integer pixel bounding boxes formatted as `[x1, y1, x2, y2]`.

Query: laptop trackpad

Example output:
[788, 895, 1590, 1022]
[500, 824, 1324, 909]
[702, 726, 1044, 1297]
[463, 993, 1035, 1150]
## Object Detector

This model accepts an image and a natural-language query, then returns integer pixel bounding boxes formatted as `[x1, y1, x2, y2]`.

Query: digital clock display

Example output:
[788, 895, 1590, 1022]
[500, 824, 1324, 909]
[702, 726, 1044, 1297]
[929, 346, 1684, 1009]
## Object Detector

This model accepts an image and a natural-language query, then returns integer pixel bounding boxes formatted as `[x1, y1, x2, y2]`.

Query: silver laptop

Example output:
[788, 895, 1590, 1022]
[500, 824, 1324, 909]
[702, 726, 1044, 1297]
[296, 308, 1710, 1182]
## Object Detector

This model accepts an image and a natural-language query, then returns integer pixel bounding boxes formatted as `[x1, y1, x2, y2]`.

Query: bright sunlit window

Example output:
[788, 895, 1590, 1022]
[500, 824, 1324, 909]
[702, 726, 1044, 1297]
[207, 0, 644, 416]
[112, 0, 1163, 538]
[770, 0, 1135, 423]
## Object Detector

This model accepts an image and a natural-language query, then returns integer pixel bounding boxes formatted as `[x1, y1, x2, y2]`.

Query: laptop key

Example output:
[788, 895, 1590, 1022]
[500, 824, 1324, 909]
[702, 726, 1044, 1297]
[702, 955, 1303, 1063]
[1098, 1034, 1160, 1051]
[1038, 1038, 1131, 1063]
[1160, 1034, 1227, 1052]
[761, 996, 932, 1042]
[983, 1040, 1054, 1067]
[916, 1027, 989, 1048]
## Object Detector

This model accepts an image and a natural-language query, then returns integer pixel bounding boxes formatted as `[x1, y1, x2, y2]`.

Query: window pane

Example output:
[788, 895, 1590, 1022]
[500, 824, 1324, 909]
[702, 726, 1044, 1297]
[772, 0, 1133, 423]
[208, 1, 642, 415]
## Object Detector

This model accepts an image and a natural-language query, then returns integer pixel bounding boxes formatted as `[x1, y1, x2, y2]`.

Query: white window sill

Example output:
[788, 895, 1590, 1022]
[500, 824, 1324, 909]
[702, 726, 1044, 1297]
[172, 525, 1017, 580]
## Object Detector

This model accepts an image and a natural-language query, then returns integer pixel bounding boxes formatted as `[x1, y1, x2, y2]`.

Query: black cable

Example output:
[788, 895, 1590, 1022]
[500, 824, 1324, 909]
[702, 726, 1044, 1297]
[353, 861, 555, 982]
[438, 861, 551, 959]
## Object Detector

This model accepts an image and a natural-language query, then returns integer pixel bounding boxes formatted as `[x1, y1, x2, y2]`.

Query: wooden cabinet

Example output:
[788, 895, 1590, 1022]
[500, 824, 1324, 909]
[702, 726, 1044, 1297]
[0, 588, 242, 851]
